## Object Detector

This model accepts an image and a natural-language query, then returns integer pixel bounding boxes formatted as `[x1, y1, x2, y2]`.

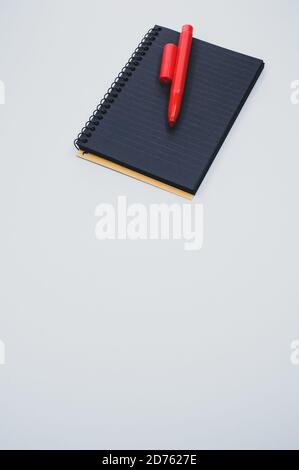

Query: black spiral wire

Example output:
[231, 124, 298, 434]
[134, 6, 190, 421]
[74, 26, 162, 149]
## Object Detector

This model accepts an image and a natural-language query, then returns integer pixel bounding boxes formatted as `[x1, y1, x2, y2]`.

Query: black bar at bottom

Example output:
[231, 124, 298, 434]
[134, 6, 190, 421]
[0, 450, 297, 466]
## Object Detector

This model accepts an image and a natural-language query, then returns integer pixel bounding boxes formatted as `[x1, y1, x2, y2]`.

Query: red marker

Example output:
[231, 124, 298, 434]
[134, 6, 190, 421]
[168, 24, 193, 127]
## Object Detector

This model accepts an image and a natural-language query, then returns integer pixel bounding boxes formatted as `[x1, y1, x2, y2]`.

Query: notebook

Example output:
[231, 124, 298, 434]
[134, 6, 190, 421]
[75, 25, 264, 199]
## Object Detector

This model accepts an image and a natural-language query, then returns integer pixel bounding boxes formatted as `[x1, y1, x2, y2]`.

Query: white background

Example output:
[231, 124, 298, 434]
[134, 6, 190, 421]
[0, 0, 298, 449]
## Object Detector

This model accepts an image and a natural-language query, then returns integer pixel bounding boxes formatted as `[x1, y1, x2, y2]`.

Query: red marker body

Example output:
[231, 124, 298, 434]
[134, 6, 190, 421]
[168, 24, 193, 127]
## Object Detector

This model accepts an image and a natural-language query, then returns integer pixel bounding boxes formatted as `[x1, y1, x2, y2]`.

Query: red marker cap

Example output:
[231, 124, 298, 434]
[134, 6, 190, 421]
[159, 43, 177, 84]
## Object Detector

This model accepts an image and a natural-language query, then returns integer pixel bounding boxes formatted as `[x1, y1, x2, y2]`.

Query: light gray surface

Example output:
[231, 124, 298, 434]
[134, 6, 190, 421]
[0, 0, 298, 450]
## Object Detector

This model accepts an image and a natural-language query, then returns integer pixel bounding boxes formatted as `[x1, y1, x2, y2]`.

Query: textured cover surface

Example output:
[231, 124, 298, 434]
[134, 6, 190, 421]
[78, 25, 264, 194]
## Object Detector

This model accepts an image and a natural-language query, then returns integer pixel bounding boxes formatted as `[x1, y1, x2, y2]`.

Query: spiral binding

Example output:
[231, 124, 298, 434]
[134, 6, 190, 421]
[74, 26, 162, 149]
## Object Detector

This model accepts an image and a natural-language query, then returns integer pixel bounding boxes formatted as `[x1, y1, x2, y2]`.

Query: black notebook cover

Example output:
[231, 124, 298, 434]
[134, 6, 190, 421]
[75, 25, 264, 195]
